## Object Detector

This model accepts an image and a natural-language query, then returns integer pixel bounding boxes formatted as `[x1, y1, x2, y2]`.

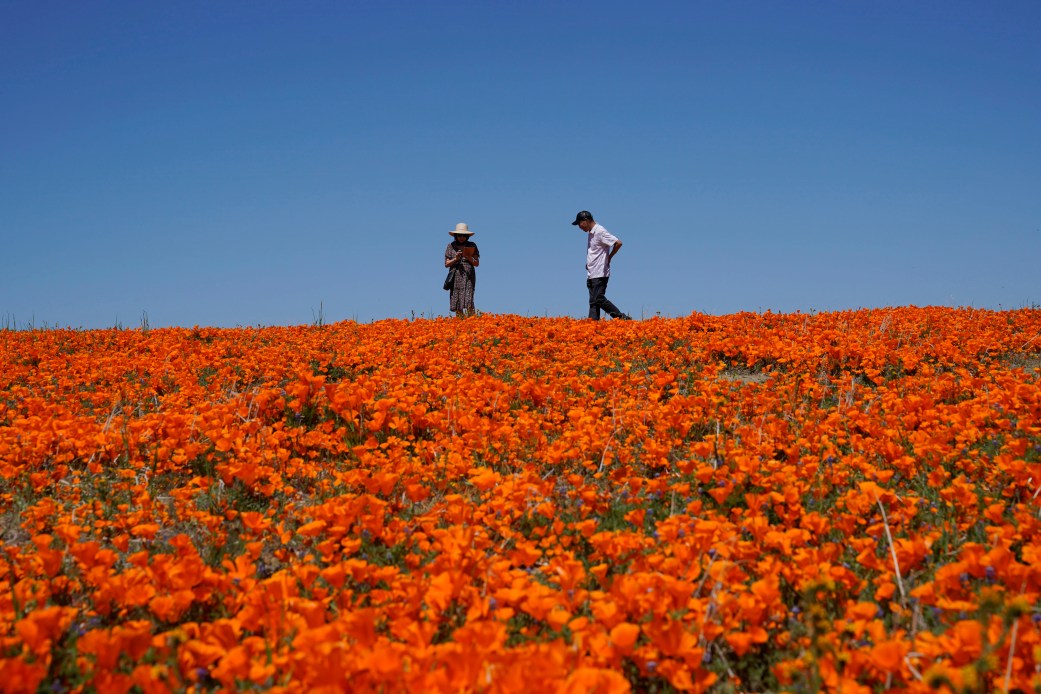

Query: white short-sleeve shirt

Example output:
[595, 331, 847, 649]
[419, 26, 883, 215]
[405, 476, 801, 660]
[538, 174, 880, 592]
[586, 223, 619, 279]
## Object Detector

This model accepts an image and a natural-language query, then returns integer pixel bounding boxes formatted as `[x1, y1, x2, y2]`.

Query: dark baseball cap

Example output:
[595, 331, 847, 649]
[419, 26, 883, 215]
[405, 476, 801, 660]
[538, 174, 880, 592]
[571, 210, 594, 225]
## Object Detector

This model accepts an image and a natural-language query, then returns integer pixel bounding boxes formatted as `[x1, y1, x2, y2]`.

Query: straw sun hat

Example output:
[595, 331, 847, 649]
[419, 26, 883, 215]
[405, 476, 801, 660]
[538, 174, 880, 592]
[449, 222, 475, 236]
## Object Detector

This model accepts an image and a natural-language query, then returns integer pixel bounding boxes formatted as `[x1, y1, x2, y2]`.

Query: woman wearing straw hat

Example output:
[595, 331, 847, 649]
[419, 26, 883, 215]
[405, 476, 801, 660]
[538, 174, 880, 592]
[444, 222, 480, 317]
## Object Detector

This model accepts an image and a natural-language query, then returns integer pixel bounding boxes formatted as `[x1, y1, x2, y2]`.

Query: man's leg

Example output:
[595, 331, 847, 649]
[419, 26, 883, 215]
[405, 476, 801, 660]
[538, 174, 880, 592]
[587, 278, 602, 320]
[593, 277, 627, 319]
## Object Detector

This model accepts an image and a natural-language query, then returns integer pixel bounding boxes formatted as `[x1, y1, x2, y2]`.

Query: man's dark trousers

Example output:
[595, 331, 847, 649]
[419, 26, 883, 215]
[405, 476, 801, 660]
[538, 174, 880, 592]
[587, 277, 623, 320]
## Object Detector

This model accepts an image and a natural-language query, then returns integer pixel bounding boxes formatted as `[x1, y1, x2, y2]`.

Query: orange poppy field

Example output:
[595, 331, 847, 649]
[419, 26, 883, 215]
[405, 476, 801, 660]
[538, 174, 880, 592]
[2, 307, 1040, 693]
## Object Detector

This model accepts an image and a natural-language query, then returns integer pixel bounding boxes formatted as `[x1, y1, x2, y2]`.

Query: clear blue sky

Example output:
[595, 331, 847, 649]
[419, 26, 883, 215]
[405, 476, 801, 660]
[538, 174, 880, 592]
[3, 1, 1039, 328]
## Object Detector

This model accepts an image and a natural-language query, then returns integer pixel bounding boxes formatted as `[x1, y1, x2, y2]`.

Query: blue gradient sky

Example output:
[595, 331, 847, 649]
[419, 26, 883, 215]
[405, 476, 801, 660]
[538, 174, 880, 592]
[3, 1, 1039, 327]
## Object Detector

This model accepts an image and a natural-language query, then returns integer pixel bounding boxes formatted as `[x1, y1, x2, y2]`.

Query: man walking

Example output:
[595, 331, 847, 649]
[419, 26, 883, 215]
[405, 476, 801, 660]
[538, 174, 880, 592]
[572, 210, 632, 320]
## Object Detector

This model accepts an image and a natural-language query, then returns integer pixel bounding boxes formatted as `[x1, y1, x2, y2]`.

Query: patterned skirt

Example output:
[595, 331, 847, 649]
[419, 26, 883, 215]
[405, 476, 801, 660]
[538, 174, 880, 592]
[449, 265, 476, 312]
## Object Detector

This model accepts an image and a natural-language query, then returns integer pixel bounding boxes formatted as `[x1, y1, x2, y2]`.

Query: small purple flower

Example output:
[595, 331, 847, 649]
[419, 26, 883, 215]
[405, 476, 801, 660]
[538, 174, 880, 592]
[256, 561, 272, 579]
